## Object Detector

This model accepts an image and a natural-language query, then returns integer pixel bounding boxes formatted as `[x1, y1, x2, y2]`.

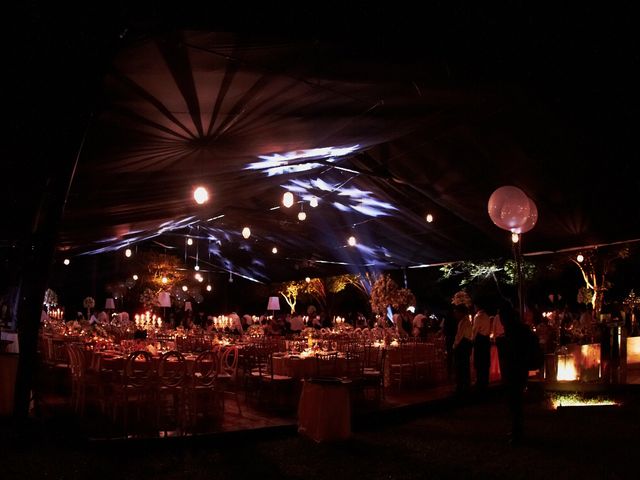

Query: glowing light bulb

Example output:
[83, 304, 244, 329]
[348, 236, 357, 246]
[182, 285, 188, 292]
[298, 211, 306, 221]
[194, 264, 200, 271]
[193, 186, 209, 204]
[63, 258, 70, 266]
[272, 246, 278, 254]
[283, 191, 294, 208]
[305, 277, 311, 283]
[187, 238, 193, 246]
[511, 232, 520, 243]
[426, 213, 434, 223]
[309, 196, 318, 208]
[125, 248, 132, 258]
[577, 254, 584, 263]
[206, 284, 212, 292]
[242, 227, 251, 239]
[161, 276, 168, 284]
[132, 274, 139, 281]
[195, 273, 203, 282]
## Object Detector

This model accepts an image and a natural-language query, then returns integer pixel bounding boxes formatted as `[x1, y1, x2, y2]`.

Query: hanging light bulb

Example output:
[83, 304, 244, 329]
[272, 246, 278, 254]
[305, 277, 311, 283]
[125, 248, 132, 258]
[193, 186, 209, 204]
[229, 272, 234, 283]
[161, 276, 168, 284]
[195, 273, 204, 282]
[132, 274, 139, 281]
[194, 264, 200, 271]
[348, 236, 357, 246]
[283, 191, 294, 208]
[297, 211, 306, 221]
[187, 237, 193, 246]
[242, 227, 251, 239]
[181, 285, 188, 292]
[577, 254, 584, 263]
[206, 284, 212, 292]
[309, 196, 318, 208]
[426, 213, 434, 223]
[511, 232, 520, 243]
[63, 258, 70, 266]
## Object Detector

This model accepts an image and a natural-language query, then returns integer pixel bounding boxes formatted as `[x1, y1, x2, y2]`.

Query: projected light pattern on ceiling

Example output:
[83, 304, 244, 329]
[281, 177, 398, 218]
[80, 216, 199, 255]
[245, 145, 360, 176]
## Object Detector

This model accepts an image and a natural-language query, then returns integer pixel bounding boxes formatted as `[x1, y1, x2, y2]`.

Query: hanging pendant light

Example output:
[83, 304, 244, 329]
[193, 186, 209, 204]
[242, 227, 251, 239]
[283, 191, 294, 208]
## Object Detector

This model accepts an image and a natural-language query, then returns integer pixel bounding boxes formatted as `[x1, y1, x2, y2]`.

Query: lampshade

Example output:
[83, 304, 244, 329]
[184, 301, 192, 311]
[158, 292, 171, 308]
[104, 298, 115, 310]
[267, 296, 281, 311]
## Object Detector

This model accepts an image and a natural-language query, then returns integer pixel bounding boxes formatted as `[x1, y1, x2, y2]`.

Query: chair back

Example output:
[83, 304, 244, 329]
[124, 350, 155, 388]
[315, 352, 338, 377]
[220, 346, 239, 378]
[193, 350, 219, 386]
[344, 350, 364, 379]
[158, 351, 187, 388]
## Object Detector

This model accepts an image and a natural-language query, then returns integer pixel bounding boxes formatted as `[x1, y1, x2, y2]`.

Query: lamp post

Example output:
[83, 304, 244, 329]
[158, 291, 171, 324]
[488, 186, 538, 321]
[267, 296, 281, 319]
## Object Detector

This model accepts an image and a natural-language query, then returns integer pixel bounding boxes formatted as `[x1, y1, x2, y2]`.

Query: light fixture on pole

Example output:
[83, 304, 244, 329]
[488, 186, 539, 323]
[158, 291, 171, 320]
[105, 298, 116, 311]
[267, 296, 281, 318]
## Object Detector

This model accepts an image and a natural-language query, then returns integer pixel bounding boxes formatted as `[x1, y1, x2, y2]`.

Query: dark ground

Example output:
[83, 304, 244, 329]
[2, 387, 639, 480]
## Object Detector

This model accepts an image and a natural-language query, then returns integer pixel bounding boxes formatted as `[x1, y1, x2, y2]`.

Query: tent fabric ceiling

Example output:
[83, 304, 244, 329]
[55, 28, 640, 282]
[7, 5, 638, 284]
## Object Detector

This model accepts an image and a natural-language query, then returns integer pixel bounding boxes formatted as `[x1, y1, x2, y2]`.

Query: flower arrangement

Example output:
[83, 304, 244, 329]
[83, 296, 95, 309]
[139, 288, 160, 311]
[370, 274, 416, 315]
[83, 296, 95, 319]
[246, 324, 265, 337]
[301, 327, 315, 338]
[43, 288, 58, 307]
[451, 290, 473, 309]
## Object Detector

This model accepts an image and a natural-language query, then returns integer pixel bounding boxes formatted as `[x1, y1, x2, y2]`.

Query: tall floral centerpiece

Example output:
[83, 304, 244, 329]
[370, 274, 416, 319]
[451, 290, 473, 309]
[83, 296, 95, 320]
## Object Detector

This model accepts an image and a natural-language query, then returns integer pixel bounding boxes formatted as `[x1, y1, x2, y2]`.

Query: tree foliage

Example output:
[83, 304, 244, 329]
[370, 274, 415, 315]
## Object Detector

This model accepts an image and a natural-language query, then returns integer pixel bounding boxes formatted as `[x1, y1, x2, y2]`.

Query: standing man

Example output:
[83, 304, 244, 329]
[472, 302, 492, 393]
[453, 304, 473, 394]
